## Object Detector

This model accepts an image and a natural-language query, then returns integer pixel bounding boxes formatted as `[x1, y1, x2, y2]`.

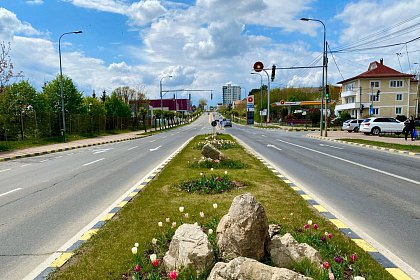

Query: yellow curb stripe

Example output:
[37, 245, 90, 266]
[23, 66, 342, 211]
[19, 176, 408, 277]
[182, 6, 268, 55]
[51, 252, 74, 267]
[277, 175, 285, 178]
[329, 219, 348, 228]
[101, 213, 115, 221]
[143, 178, 152, 182]
[301, 194, 312, 200]
[313, 204, 328, 212]
[128, 192, 138, 197]
[385, 268, 412, 280]
[117, 201, 128, 207]
[352, 238, 377, 252]
[79, 229, 99, 241]
[283, 179, 293, 184]
[291, 186, 301, 191]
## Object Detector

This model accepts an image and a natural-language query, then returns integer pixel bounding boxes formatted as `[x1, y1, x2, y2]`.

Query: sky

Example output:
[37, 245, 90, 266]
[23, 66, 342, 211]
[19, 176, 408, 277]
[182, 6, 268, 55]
[1, 0, 419, 106]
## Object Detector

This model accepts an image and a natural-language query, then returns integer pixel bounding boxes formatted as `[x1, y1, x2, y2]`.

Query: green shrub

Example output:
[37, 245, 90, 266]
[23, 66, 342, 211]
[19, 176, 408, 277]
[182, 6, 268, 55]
[189, 159, 246, 169]
[177, 174, 244, 194]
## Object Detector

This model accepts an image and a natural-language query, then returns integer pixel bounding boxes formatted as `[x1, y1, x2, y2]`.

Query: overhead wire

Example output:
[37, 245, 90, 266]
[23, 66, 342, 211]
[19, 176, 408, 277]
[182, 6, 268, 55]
[327, 42, 344, 81]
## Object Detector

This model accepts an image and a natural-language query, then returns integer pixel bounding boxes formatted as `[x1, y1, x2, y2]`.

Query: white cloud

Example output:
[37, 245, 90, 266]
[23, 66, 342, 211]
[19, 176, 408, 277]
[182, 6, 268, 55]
[26, 0, 44, 5]
[0, 8, 40, 40]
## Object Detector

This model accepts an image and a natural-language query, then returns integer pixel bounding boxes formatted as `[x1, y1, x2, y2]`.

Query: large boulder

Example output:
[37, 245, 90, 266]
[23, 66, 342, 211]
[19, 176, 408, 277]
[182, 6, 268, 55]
[217, 193, 269, 261]
[163, 223, 214, 274]
[268, 233, 322, 268]
[207, 257, 313, 280]
[202, 143, 226, 160]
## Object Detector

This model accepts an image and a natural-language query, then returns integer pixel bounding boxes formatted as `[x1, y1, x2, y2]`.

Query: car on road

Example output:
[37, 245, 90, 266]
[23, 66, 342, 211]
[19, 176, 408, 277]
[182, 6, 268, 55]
[343, 119, 365, 132]
[224, 119, 232, 127]
[359, 117, 404, 135]
[341, 119, 352, 131]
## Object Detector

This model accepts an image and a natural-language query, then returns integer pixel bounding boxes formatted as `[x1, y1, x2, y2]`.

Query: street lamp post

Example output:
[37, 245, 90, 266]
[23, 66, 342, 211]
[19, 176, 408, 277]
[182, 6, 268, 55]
[414, 63, 420, 118]
[301, 18, 326, 136]
[59, 30, 82, 142]
[159, 75, 172, 129]
[251, 72, 263, 125]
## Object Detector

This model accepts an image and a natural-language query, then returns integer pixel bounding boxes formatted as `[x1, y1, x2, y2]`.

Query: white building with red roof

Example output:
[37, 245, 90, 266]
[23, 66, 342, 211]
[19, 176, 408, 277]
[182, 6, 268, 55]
[336, 59, 419, 119]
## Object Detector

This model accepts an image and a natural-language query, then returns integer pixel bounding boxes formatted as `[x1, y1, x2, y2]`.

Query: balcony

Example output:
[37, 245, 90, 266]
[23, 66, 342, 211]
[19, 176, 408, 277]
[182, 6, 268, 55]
[335, 102, 370, 111]
[341, 90, 357, 98]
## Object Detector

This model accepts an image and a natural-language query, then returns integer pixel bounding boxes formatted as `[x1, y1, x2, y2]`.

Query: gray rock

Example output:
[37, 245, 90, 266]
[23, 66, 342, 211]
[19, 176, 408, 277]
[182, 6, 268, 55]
[207, 257, 313, 280]
[163, 223, 214, 274]
[217, 193, 269, 261]
[202, 143, 226, 160]
[268, 233, 322, 268]
[268, 224, 281, 238]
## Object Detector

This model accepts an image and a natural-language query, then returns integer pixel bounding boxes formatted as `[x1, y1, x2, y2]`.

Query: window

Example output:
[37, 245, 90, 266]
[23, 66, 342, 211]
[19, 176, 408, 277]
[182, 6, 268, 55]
[396, 93, 403, 101]
[372, 108, 379, 115]
[345, 82, 355, 91]
[395, 107, 402, 115]
[370, 94, 379, 102]
[390, 80, 403, 88]
[370, 81, 380, 88]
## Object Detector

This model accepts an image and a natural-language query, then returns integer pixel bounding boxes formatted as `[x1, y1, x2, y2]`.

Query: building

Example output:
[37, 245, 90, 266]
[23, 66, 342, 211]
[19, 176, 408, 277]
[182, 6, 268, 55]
[336, 59, 419, 119]
[222, 83, 241, 105]
[148, 98, 192, 112]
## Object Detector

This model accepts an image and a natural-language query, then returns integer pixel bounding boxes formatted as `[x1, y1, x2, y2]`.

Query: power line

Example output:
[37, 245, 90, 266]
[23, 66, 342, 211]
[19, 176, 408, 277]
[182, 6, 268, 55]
[327, 43, 344, 80]
[332, 35, 420, 53]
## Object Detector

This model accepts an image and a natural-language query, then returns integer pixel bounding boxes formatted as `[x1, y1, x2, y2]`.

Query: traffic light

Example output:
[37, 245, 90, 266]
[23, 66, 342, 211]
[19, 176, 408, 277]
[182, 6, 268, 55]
[253, 61, 264, 72]
[189, 93, 191, 100]
[325, 85, 330, 103]
[271, 64, 276, 82]
[211, 92, 213, 100]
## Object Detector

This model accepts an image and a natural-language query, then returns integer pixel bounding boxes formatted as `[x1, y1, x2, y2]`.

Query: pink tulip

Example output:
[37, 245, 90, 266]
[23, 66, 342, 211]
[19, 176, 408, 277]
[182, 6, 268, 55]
[134, 265, 141, 272]
[328, 233, 333, 239]
[313, 224, 319, 230]
[168, 270, 178, 280]
[304, 224, 310, 230]
[350, 253, 358, 262]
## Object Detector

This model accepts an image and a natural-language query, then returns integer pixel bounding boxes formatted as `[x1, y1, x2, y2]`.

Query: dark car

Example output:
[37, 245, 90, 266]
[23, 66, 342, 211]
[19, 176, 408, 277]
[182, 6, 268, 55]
[224, 119, 232, 127]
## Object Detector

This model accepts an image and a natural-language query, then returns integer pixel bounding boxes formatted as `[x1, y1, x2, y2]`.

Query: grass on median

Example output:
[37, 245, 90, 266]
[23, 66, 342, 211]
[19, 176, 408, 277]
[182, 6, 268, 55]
[49, 134, 395, 280]
[339, 138, 420, 153]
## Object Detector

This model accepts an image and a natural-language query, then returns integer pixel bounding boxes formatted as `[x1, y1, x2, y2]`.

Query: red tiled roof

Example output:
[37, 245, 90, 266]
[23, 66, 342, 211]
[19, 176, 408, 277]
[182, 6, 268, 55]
[338, 61, 414, 84]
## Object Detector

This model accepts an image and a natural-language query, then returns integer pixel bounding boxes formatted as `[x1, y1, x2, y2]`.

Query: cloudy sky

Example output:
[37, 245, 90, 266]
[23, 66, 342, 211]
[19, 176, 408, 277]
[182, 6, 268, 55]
[1, 0, 419, 105]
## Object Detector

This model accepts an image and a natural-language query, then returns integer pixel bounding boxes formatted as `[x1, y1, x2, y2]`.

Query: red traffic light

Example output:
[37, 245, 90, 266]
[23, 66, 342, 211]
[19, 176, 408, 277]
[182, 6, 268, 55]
[253, 61, 264, 72]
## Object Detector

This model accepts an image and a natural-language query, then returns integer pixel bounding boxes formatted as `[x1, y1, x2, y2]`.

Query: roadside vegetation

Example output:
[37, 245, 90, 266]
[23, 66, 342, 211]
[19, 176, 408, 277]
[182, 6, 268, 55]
[340, 138, 420, 153]
[49, 134, 394, 280]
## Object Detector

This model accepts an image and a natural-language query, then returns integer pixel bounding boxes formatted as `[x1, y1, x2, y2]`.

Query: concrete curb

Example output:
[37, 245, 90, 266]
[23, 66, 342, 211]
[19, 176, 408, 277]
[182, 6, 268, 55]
[232, 135, 413, 280]
[306, 134, 420, 158]
[31, 136, 194, 280]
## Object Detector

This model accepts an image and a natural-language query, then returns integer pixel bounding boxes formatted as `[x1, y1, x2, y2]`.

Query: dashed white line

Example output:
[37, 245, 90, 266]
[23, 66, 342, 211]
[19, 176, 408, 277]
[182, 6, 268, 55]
[55, 156, 63, 159]
[0, 168, 11, 173]
[150, 140, 156, 143]
[82, 158, 105, 166]
[0, 188, 23, 197]
[127, 146, 138, 151]
[40, 159, 48, 163]
[21, 164, 31, 167]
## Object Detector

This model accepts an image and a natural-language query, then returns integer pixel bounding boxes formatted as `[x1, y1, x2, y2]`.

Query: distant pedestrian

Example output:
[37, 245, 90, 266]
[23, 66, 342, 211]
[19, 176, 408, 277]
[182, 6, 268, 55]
[404, 116, 415, 141]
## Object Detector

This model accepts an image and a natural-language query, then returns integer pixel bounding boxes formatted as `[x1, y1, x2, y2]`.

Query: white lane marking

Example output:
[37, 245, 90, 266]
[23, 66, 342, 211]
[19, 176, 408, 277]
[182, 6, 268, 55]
[82, 158, 105, 166]
[277, 139, 420, 186]
[161, 136, 167, 139]
[150, 145, 162, 152]
[55, 156, 63, 159]
[150, 140, 156, 143]
[0, 188, 23, 197]
[127, 146, 138, 151]
[320, 144, 344, 150]
[267, 144, 282, 151]
[40, 159, 48, 163]
[66, 153, 74, 156]
[93, 148, 113, 154]
[21, 164, 31, 167]
[261, 135, 267, 137]
[0, 168, 11, 173]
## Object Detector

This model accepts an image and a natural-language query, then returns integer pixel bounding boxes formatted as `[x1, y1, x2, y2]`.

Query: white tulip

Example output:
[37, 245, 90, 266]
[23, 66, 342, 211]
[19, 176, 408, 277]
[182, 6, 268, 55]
[200, 211, 205, 218]
[308, 220, 313, 225]
[134, 242, 139, 247]
[179, 206, 184, 213]
[152, 238, 158, 245]
[166, 218, 170, 223]
[131, 247, 138, 254]
[208, 229, 213, 235]
[150, 254, 157, 262]
[158, 221, 163, 227]
[213, 203, 218, 209]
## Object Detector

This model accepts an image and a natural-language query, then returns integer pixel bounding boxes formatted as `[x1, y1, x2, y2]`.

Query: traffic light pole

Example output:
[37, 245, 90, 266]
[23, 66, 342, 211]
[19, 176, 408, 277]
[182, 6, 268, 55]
[324, 41, 328, 137]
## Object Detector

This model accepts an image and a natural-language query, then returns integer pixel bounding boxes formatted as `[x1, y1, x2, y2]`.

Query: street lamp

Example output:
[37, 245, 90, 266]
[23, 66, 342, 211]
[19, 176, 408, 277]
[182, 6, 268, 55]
[59, 30, 82, 142]
[301, 17, 327, 136]
[414, 63, 420, 118]
[251, 72, 263, 125]
[160, 75, 173, 111]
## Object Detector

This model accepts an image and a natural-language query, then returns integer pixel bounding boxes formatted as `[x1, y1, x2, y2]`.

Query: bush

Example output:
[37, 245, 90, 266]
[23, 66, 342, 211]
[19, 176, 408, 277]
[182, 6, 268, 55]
[177, 174, 244, 194]
[189, 159, 246, 169]
[195, 139, 237, 150]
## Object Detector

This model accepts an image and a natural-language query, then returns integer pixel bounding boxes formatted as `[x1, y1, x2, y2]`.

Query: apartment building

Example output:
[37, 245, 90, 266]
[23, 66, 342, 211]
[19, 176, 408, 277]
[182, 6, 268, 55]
[336, 59, 419, 119]
[222, 83, 241, 105]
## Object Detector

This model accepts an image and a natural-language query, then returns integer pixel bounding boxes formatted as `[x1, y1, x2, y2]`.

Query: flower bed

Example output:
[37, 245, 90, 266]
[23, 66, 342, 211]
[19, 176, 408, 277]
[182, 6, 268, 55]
[177, 172, 245, 194]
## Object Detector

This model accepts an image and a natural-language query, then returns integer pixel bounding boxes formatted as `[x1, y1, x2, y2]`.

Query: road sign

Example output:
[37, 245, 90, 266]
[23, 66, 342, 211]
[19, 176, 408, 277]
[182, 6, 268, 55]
[211, 120, 217, 127]
[247, 95, 254, 105]
[280, 100, 285, 105]
[253, 61, 264, 72]
[246, 95, 255, 124]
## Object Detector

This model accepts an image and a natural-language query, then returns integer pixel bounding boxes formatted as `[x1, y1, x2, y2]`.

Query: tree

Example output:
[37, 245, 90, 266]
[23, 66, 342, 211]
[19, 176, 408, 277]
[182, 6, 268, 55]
[0, 41, 23, 92]
[113, 86, 136, 104]
[198, 98, 207, 110]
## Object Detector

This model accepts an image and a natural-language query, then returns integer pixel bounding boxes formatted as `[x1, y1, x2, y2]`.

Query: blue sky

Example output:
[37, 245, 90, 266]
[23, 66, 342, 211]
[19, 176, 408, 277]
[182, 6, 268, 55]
[1, 0, 419, 106]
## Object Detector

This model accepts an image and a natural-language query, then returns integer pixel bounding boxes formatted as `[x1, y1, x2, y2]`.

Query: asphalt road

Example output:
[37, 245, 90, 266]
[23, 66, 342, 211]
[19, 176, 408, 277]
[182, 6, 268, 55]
[225, 122, 420, 278]
[0, 115, 213, 280]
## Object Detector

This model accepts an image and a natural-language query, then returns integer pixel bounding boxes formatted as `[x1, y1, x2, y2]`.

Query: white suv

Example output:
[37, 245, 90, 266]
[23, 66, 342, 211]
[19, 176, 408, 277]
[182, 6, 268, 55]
[359, 117, 404, 135]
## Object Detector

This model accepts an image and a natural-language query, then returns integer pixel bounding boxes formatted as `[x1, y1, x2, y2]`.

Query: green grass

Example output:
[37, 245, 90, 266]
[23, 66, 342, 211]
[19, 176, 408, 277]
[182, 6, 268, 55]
[49, 134, 394, 280]
[340, 138, 420, 153]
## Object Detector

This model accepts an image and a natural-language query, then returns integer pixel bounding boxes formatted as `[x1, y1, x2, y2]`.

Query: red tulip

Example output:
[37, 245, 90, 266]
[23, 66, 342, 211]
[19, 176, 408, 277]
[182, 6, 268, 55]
[134, 265, 141, 272]
[304, 224, 310, 230]
[328, 233, 333, 239]
[350, 253, 358, 262]
[322, 261, 330, 269]
[152, 259, 160, 267]
[313, 224, 319, 230]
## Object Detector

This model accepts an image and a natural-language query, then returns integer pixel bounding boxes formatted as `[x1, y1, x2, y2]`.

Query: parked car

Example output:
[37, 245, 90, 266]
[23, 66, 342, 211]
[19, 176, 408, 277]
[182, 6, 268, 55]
[224, 119, 232, 127]
[343, 119, 365, 132]
[359, 117, 404, 135]
[341, 119, 353, 131]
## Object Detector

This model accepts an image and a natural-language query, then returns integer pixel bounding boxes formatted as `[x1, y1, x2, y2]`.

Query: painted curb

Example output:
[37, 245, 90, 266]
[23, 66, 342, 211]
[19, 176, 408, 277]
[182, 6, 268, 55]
[306, 134, 420, 158]
[232, 135, 413, 280]
[30, 136, 194, 280]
